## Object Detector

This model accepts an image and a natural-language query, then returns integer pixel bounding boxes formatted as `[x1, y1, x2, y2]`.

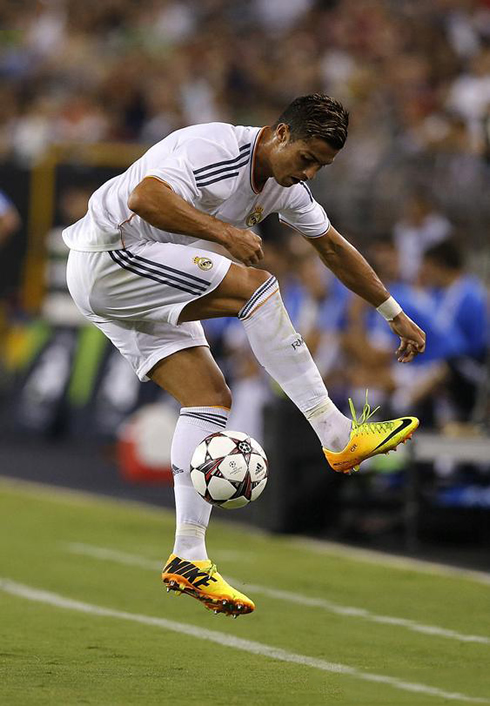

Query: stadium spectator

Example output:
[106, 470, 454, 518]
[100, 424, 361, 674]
[393, 190, 452, 283]
[341, 236, 482, 425]
[419, 239, 489, 424]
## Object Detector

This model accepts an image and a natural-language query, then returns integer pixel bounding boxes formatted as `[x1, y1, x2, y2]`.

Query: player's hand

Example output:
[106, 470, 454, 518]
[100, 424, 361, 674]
[221, 226, 264, 266]
[389, 311, 426, 363]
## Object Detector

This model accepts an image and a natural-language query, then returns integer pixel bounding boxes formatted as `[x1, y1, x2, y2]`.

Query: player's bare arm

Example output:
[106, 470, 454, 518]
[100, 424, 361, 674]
[128, 177, 264, 266]
[308, 225, 426, 363]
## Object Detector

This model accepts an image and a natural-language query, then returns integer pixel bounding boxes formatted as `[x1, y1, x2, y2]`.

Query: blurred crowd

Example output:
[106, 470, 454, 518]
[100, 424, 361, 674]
[0, 0, 489, 444]
[1, 0, 490, 236]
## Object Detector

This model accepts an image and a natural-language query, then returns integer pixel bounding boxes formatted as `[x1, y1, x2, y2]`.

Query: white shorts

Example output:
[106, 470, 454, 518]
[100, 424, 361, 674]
[66, 240, 231, 381]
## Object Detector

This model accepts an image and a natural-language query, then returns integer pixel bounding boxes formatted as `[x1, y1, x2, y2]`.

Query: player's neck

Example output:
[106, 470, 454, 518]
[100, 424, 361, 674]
[253, 126, 274, 190]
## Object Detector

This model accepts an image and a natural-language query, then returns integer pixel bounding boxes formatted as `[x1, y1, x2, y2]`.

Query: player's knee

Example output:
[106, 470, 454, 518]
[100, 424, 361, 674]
[197, 375, 232, 409]
[212, 383, 232, 410]
[176, 383, 232, 409]
[244, 268, 273, 301]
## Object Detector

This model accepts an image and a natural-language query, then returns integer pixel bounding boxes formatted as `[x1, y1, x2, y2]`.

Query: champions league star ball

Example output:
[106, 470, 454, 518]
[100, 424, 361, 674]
[190, 431, 268, 509]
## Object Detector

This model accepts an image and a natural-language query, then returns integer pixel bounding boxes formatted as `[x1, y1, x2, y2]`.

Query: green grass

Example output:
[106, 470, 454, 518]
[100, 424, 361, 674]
[0, 478, 489, 706]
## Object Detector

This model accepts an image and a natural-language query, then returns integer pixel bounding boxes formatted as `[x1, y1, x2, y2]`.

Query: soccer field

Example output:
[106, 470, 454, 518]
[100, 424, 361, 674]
[0, 479, 489, 706]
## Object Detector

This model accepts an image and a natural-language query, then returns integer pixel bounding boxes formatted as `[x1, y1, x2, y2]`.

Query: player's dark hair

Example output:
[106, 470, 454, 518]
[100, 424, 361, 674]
[273, 94, 349, 149]
[424, 240, 463, 270]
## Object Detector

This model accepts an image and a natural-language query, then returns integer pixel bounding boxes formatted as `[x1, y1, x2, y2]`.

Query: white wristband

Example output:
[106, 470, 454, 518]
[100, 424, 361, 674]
[377, 296, 402, 321]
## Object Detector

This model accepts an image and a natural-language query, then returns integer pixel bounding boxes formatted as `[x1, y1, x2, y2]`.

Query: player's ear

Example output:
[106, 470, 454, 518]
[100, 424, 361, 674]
[275, 123, 290, 144]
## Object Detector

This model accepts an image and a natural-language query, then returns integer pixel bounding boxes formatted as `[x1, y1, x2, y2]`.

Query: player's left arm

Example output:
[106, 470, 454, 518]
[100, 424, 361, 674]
[308, 225, 426, 363]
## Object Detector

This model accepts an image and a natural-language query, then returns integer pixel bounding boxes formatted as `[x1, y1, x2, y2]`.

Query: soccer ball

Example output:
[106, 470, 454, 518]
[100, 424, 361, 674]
[190, 431, 268, 509]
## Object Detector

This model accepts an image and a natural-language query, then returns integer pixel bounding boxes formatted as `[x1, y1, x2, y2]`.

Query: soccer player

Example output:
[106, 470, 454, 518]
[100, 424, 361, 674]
[64, 94, 426, 617]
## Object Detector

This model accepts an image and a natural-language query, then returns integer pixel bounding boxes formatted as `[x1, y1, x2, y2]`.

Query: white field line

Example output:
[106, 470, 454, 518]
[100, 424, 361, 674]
[294, 538, 490, 587]
[3, 476, 490, 586]
[64, 542, 250, 565]
[1, 578, 488, 705]
[63, 542, 490, 646]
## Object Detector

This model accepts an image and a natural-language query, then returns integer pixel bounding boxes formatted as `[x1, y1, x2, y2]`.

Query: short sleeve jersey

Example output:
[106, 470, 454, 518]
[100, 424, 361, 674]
[62, 122, 330, 252]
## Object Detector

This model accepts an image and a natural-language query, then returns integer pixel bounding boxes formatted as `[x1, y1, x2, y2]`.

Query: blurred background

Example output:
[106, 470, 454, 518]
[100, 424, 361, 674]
[0, 0, 489, 566]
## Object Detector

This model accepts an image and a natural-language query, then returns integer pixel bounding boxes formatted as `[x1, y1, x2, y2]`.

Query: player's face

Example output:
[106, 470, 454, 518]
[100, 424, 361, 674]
[271, 124, 340, 187]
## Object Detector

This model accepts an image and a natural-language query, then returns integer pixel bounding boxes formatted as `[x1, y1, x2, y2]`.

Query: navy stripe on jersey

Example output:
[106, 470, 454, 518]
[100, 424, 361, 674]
[195, 171, 240, 188]
[238, 275, 278, 320]
[300, 181, 313, 203]
[180, 412, 227, 428]
[193, 143, 251, 177]
[195, 156, 250, 185]
[109, 251, 209, 296]
[124, 249, 210, 286]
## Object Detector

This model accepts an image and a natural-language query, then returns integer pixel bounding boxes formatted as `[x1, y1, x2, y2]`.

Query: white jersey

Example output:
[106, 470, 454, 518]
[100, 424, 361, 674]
[62, 122, 330, 252]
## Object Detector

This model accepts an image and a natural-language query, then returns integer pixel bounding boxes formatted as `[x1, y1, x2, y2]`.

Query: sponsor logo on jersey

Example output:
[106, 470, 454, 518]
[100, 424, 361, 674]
[193, 256, 213, 271]
[246, 205, 264, 227]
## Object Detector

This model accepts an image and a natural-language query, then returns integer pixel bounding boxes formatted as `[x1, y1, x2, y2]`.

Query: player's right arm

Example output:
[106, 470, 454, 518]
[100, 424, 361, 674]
[278, 185, 425, 363]
[309, 225, 426, 362]
[128, 179, 263, 267]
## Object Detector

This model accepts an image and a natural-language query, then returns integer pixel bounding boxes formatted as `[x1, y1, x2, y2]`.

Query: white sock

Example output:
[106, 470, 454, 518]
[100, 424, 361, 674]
[171, 406, 229, 561]
[239, 277, 351, 451]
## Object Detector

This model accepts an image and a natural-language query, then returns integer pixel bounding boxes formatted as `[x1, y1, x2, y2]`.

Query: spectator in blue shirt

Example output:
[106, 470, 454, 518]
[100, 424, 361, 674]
[419, 240, 488, 422]
[421, 241, 487, 361]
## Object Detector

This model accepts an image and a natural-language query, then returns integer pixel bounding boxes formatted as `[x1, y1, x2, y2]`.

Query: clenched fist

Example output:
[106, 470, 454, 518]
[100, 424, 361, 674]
[221, 225, 264, 266]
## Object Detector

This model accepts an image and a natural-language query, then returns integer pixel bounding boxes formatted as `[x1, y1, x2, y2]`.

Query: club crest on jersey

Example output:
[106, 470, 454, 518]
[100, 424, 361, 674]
[193, 256, 213, 271]
[246, 205, 264, 227]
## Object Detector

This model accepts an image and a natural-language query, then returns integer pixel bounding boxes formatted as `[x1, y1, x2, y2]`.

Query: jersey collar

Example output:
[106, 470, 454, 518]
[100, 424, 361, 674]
[249, 127, 267, 195]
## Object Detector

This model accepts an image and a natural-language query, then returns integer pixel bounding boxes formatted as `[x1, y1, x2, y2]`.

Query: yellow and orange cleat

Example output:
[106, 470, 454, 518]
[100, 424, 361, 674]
[162, 554, 255, 618]
[324, 395, 419, 474]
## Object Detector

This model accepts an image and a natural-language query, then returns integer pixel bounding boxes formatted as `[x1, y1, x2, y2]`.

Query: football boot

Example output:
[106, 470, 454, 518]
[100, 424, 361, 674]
[162, 553, 254, 618]
[324, 394, 418, 474]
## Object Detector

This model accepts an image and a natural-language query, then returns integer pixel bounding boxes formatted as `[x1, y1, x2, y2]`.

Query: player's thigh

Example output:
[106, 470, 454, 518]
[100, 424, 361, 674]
[179, 263, 272, 323]
[69, 243, 233, 328]
[90, 317, 230, 407]
[148, 346, 232, 409]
